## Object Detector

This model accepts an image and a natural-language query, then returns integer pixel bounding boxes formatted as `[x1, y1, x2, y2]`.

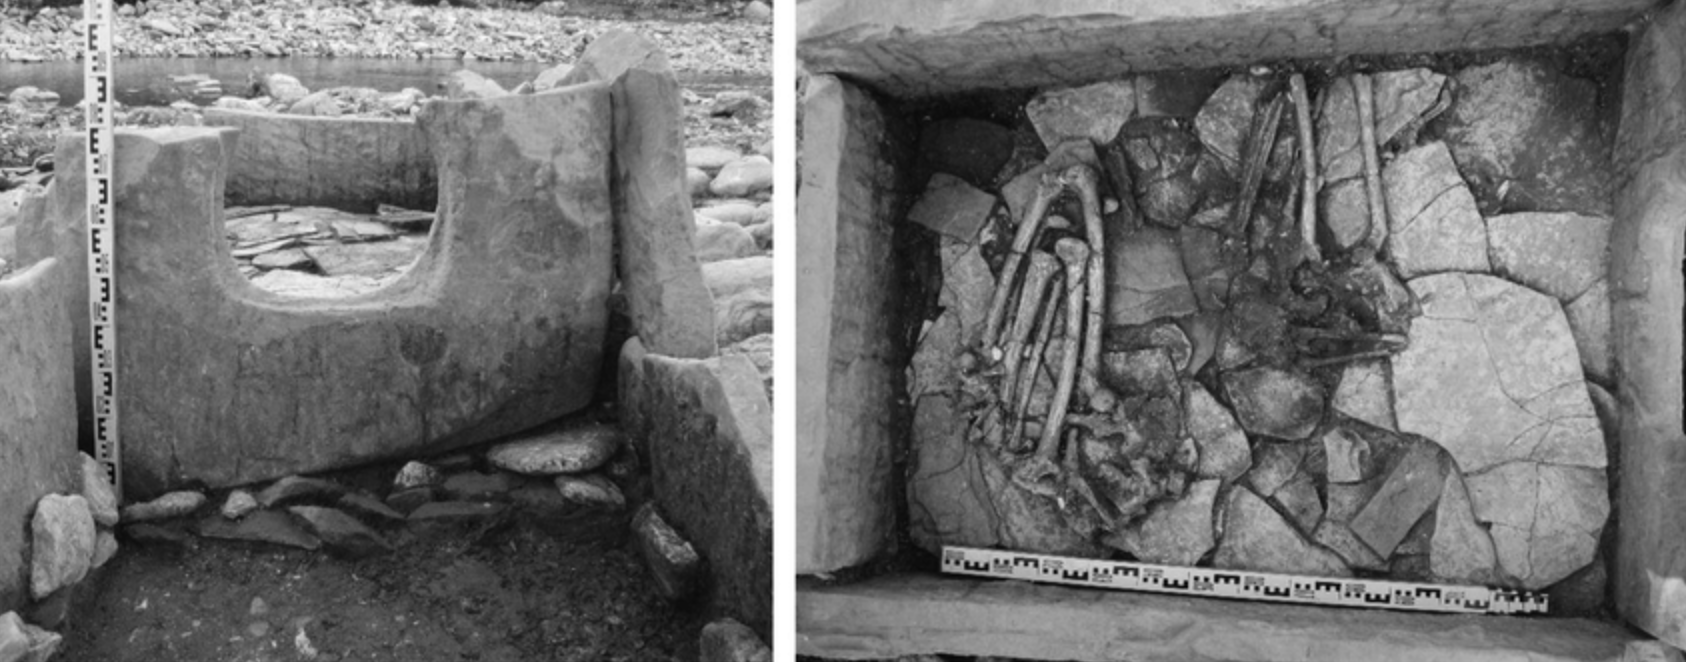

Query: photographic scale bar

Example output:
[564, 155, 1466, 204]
[941, 546, 1548, 615]
[84, 0, 121, 497]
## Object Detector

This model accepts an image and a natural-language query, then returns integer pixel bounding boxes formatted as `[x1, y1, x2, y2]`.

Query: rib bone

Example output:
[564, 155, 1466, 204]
[1008, 286, 1066, 453]
[981, 171, 1065, 351]
[1034, 237, 1091, 464]
[999, 251, 1061, 410]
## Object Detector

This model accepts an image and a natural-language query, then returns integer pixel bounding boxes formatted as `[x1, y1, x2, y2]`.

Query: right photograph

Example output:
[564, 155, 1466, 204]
[793, 1, 1686, 660]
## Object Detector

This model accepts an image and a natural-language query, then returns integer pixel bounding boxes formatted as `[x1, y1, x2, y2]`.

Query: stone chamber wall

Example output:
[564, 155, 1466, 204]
[796, 0, 1686, 658]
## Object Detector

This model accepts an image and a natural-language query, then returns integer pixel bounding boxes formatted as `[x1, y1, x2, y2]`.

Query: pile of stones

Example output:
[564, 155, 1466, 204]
[0, 454, 121, 662]
[906, 55, 1616, 608]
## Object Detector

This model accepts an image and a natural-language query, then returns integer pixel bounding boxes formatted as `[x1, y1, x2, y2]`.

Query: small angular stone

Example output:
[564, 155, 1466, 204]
[79, 454, 119, 528]
[906, 173, 997, 241]
[288, 506, 393, 558]
[91, 529, 119, 570]
[197, 510, 321, 551]
[488, 424, 623, 476]
[699, 617, 771, 662]
[1100, 348, 1178, 396]
[221, 490, 259, 520]
[384, 487, 436, 515]
[554, 474, 627, 510]
[31, 494, 95, 600]
[335, 492, 406, 524]
[633, 504, 704, 601]
[1026, 80, 1135, 149]
[1105, 479, 1218, 565]
[255, 476, 348, 509]
[120, 490, 207, 523]
[393, 461, 443, 490]
[1331, 360, 1397, 432]
[1272, 473, 1324, 534]
[1314, 520, 1387, 571]
[1247, 442, 1307, 498]
[1222, 367, 1325, 441]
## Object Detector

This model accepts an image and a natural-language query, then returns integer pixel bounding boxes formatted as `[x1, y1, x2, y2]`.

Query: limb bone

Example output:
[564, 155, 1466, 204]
[1059, 164, 1115, 413]
[981, 171, 1065, 350]
[999, 251, 1061, 411]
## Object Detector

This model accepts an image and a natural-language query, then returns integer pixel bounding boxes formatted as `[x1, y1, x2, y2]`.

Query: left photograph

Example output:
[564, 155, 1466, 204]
[0, 0, 772, 659]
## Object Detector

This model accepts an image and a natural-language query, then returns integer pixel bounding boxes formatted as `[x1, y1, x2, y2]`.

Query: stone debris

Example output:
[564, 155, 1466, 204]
[906, 173, 998, 241]
[335, 492, 407, 525]
[384, 487, 436, 516]
[393, 461, 443, 490]
[120, 490, 207, 523]
[78, 453, 118, 528]
[197, 509, 321, 551]
[288, 506, 393, 558]
[632, 504, 704, 602]
[1221, 366, 1325, 441]
[554, 474, 628, 511]
[30, 494, 94, 600]
[1213, 487, 1351, 577]
[699, 617, 771, 662]
[1465, 461, 1608, 589]
[256, 476, 349, 509]
[1026, 80, 1135, 149]
[1105, 479, 1218, 565]
[1106, 227, 1198, 326]
[221, 490, 259, 520]
[0, 611, 59, 662]
[487, 424, 622, 476]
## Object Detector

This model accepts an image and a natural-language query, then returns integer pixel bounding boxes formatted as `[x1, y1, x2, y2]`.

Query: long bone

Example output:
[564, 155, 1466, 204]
[999, 251, 1061, 421]
[981, 170, 1066, 351]
[1013, 237, 1090, 494]
[1059, 164, 1114, 412]
[1007, 284, 1066, 453]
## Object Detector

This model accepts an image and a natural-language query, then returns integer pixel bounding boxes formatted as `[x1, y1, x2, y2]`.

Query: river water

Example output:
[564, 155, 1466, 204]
[1, 57, 764, 107]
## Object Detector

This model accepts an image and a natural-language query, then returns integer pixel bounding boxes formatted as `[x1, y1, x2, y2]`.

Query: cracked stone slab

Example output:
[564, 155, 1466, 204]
[1349, 440, 1446, 558]
[1392, 273, 1604, 473]
[1105, 478, 1218, 565]
[906, 173, 999, 241]
[1565, 279, 1613, 385]
[1214, 487, 1351, 577]
[1106, 227, 1198, 327]
[1331, 360, 1397, 432]
[1382, 142, 1491, 277]
[909, 238, 994, 400]
[1184, 383, 1250, 481]
[1026, 80, 1136, 149]
[1195, 75, 1268, 169]
[1431, 470, 1501, 584]
[1486, 212, 1611, 302]
[1317, 69, 1448, 184]
[1221, 366, 1325, 441]
[1465, 461, 1608, 589]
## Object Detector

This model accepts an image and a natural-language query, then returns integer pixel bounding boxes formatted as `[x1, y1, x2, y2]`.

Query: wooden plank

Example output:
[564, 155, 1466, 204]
[798, 0, 1658, 99]
[798, 573, 1640, 662]
[795, 75, 913, 573]
[1612, 0, 1686, 649]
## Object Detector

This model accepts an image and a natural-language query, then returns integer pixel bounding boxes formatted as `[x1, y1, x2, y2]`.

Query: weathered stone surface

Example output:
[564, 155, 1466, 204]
[1486, 212, 1611, 302]
[632, 504, 704, 602]
[202, 109, 433, 211]
[1106, 479, 1218, 565]
[1440, 58, 1614, 215]
[1349, 441, 1446, 558]
[1566, 280, 1612, 384]
[620, 348, 771, 638]
[288, 506, 393, 558]
[700, 617, 771, 662]
[221, 490, 258, 520]
[695, 220, 759, 264]
[1195, 75, 1267, 169]
[1116, 118, 1226, 228]
[1392, 273, 1604, 473]
[1177, 225, 1243, 311]
[1184, 384, 1250, 481]
[1432, 470, 1500, 584]
[303, 237, 423, 277]
[1100, 348, 1177, 396]
[918, 118, 1014, 189]
[687, 168, 713, 198]
[393, 461, 442, 490]
[704, 256, 773, 346]
[78, 454, 117, 529]
[1467, 462, 1608, 589]
[687, 146, 742, 173]
[1272, 473, 1324, 534]
[1382, 142, 1490, 277]
[23, 87, 617, 497]
[1318, 177, 1372, 252]
[711, 156, 774, 198]
[1328, 253, 1417, 335]
[0, 611, 29, 662]
[196, 509, 320, 551]
[1331, 360, 1397, 431]
[1214, 487, 1351, 577]
[256, 476, 348, 508]
[1221, 367, 1324, 441]
[30, 494, 93, 600]
[564, 31, 719, 359]
[489, 424, 621, 477]
[906, 173, 997, 241]
[553, 474, 627, 510]
[698, 200, 761, 227]
[1107, 227, 1198, 326]
[120, 491, 206, 522]
[1314, 520, 1387, 571]
[1317, 69, 1448, 184]
[1026, 81, 1135, 149]
[91, 529, 118, 570]
[1247, 441, 1307, 499]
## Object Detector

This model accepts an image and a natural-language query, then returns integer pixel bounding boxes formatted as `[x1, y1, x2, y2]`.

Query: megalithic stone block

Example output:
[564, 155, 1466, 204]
[17, 84, 616, 499]
[564, 30, 719, 358]
[0, 259, 80, 612]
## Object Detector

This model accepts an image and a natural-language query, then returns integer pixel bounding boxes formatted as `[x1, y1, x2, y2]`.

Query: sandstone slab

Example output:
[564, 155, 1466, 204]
[1486, 212, 1612, 302]
[289, 506, 392, 558]
[487, 424, 621, 476]
[1349, 440, 1446, 558]
[1213, 487, 1350, 577]
[1382, 142, 1490, 277]
[256, 476, 348, 508]
[1392, 273, 1604, 473]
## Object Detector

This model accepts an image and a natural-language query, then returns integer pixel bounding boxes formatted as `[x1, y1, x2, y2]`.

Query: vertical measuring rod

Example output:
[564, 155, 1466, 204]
[84, 0, 120, 498]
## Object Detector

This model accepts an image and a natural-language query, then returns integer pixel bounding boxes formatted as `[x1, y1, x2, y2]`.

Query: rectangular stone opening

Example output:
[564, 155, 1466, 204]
[798, 1, 1685, 658]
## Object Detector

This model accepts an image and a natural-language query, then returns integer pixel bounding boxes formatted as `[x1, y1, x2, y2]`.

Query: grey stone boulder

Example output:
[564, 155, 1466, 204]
[30, 494, 94, 600]
[695, 220, 760, 264]
[1382, 142, 1490, 277]
[78, 454, 117, 528]
[687, 146, 742, 173]
[704, 256, 773, 347]
[1213, 487, 1351, 577]
[91, 529, 118, 570]
[259, 73, 309, 106]
[1392, 273, 1604, 473]
[1221, 367, 1324, 441]
[531, 62, 575, 91]
[1026, 80, 1135, 149]
[442, 69, 507, 100]
[553, 474, 627, 510]
[486, 423, 622, 476]
[1105, 479, 1218, 565]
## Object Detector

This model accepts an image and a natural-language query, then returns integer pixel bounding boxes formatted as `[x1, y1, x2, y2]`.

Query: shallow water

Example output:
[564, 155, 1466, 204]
[1, 57, 764, 107]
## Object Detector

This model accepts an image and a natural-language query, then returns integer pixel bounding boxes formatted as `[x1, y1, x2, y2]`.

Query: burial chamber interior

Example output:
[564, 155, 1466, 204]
[796, 0, 1686, 658]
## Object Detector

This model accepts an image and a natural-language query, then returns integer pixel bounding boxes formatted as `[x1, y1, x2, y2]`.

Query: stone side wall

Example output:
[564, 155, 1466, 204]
[203, 109, 435, 212]
[795, 75, 912, 574]
[798, 0, 1654, 98]
[0, 258, 78, 611]
[1611, 0, 1686, 649]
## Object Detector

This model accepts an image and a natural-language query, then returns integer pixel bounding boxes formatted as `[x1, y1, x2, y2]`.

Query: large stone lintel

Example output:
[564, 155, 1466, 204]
[798, 0, 1653, 99]
[798, 574, 1641, 661]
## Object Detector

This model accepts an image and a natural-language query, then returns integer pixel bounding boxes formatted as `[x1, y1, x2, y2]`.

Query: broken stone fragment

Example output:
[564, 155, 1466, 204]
[699, 617, 772, 662]
[1382, 142, 1490, 277]
[1465, 461, 1608, 589]
[1195, 75, 1269, 170]
[0, 611, 60, 662]
[79, 453, 118, 528]
[1221, 366, 1325, 441]
[30, 494, 94, 600]
[1176, 225, 1244, 312]
[1566, 280, 1613, 385]
[1318, 177, 1372, 253]
[919, 118, 1015, 190]
[256, 476, 349, 509]
[1100, 348, 1178, 396]
[1117, 117, 1226, 228]
[1392, 273, 1604, 473]
[1318, 415, 1406, 484]
[91, 529, 118, 570]
[393, 461, 443, 490]
[906, 173, 998, 241]
[440, 472, 520, 502]
[486, 423, 622, 476]
[197, 509, 321, 551]
[1247, 441, 1308, 499]
[288, 506, 393, 558]
[443, 69, 507, 100]
[120, 490, 207, 523]
[704, 256, 774, 347]
[1485, 212, 1611, 302]
[1105, 321, 1192, 373]
[1026, 80, 1136, 149]
[1331, 360, 1397, 432]
[1214, 300, 1289, 371]
[1105, 479, 1218, 565]
[1184, 383, 1251, 481]
[1106, 227, 1198, 327]
[633, 504, 704, 601]
[1272, 473, 1324, 534]
[221, 490, 258, 520]
[1430, 470, 1500, 584]
[1213, 487, 1351, 577]
[553, 474, 628, 511]
[1349, 440, 1447, 558]
[1317, 69, 1448, 184]
[1314, 520, 1387, 571]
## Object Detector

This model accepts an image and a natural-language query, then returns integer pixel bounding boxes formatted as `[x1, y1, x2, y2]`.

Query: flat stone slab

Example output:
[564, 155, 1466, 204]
[1466, 461, 1608, 589]
[798, 573, 1640, 661]
[196, 509, 321, 551]
[1392, 273, 1604, 473]
[906, 173, 997, 241]
[203, 108, 435, 212]
[1026, 80, 1136, 149]
[1382, 142, 1491, 277]
[1106, 227, 1198, 327]
[486, 424, 622, 476]
[1486, 212, 1612, 302]
[1214, 487, 1350, 578]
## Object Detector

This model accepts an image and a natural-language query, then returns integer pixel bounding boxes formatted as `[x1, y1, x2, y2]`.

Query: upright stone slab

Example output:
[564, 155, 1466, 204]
[623, 348, 771, 640]
[0, 259, 78, 611]
[19, 87, 616, 498]
[564, 30, 719, 358]
[202, 109, 435, 212]
[796, 75, 908, 573]
[1612, 0, 1686, 647]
